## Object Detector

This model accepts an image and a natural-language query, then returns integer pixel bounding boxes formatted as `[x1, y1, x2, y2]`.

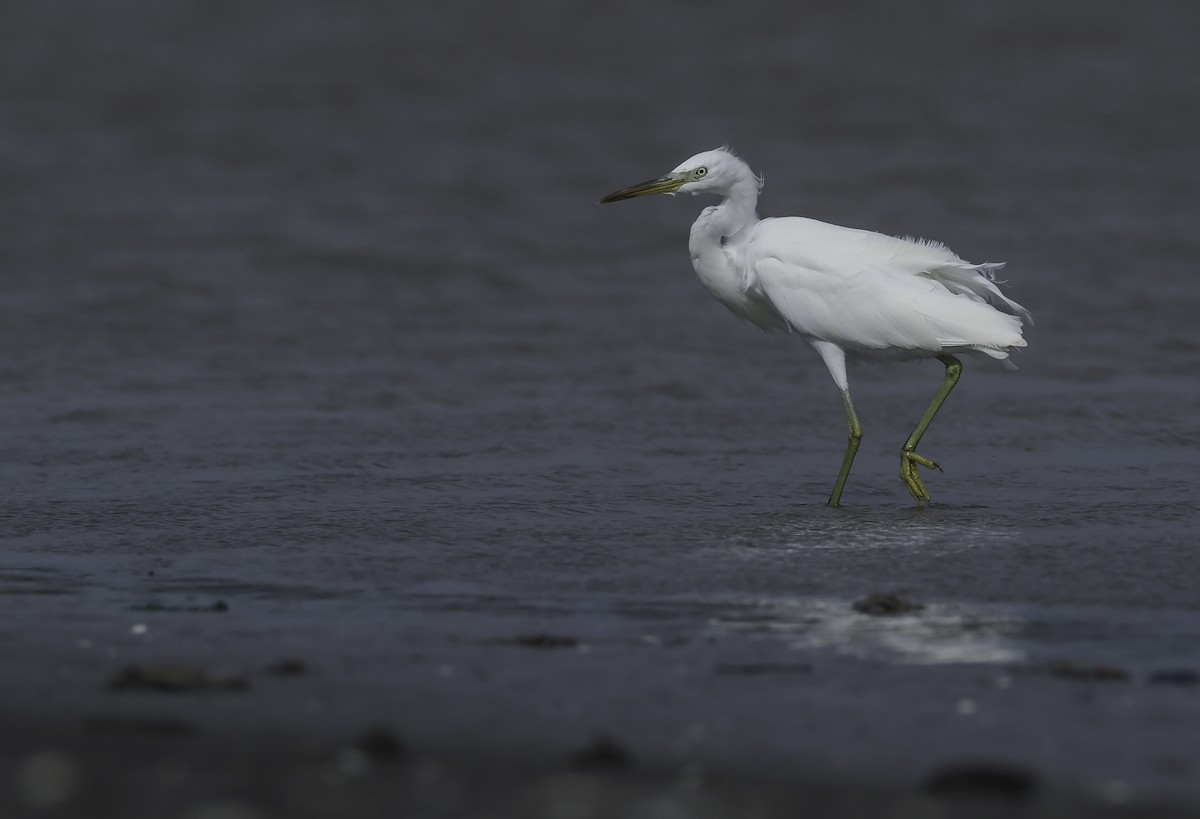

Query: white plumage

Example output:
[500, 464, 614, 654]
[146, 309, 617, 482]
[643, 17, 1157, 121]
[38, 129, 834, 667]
[600, 147, 1031, 506]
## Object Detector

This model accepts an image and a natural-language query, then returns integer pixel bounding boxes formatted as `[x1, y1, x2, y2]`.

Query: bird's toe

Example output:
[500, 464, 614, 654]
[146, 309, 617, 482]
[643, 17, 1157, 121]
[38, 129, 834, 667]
[901, 450, 940, 505]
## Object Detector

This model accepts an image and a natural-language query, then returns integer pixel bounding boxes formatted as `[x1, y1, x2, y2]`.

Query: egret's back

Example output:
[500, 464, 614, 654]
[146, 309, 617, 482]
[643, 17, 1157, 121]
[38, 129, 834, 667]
[745, 217, 1030, 360]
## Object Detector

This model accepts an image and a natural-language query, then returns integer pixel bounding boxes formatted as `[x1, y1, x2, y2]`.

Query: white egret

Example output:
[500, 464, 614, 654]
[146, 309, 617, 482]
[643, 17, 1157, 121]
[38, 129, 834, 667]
[600, 148, 1031, 506]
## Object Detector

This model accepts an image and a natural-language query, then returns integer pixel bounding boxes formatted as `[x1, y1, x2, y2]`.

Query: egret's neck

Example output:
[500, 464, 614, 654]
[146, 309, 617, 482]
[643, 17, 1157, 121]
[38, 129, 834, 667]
[689, 174, 760, 258]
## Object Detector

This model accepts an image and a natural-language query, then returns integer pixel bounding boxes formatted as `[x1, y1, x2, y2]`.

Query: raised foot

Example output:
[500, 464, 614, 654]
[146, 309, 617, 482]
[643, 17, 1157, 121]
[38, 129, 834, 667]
[900, 449, 942, 505]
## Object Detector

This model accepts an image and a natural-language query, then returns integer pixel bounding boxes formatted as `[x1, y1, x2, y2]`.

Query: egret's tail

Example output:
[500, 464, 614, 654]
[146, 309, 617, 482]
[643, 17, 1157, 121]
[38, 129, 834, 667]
[930, 261, 1033, 325]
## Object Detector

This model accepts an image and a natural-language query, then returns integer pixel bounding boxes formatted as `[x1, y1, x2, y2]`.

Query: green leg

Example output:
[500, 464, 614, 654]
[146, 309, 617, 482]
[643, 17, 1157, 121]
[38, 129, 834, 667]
[900, 354, 962, 505]
[827, 389, 863, 507]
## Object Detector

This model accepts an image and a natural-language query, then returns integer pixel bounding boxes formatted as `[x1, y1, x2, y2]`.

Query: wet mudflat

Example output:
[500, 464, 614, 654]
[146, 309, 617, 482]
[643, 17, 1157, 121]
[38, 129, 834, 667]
[3, 0, 1200, 816]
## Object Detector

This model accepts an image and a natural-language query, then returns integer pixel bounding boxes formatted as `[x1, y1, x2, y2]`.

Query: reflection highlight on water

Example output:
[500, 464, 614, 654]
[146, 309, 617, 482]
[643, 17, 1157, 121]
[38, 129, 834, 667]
[709, 598, 1027, 665]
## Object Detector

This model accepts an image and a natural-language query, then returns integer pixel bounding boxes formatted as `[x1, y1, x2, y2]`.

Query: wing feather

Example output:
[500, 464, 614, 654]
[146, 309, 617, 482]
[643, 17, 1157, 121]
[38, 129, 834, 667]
[747, 218, 1028, 359]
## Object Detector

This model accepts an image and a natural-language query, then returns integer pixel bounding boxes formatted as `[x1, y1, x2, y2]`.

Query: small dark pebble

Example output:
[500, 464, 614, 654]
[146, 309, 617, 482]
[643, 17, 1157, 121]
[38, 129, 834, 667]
[130, 600, 228, 613]
[109, 664, 249, 693]
[356, 727, 406, 761]
[265, 659, 309, 676]
[1044, 662, 1130, 682]
[925, 763, 1039, 800]
[1149, 669, 1200, 686]
[714, 662, 812, 676]
[130, 602, 165, 612]
[853, 593, 925, 616]
[496, 634, 579, 649]
[84, 714, 199, 737]
[572, 735, 633, 770]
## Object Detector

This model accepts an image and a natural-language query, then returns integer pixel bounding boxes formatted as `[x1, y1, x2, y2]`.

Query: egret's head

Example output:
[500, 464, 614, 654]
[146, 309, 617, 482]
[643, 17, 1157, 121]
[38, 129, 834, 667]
[599, 147, 759, 204]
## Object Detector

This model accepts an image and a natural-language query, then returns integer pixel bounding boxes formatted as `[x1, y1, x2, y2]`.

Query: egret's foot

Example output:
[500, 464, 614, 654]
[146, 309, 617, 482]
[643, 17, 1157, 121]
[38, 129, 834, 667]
[900, 450, 942, 505]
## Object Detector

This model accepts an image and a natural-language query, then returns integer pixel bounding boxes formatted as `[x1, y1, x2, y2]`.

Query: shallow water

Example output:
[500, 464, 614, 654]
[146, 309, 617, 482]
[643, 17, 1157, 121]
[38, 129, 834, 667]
[3, 0, 1200, 811]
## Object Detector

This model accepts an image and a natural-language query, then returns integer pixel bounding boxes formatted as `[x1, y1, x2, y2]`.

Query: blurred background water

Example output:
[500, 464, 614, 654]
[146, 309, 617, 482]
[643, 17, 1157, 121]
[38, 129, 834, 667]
[2, 0, 1200, 811]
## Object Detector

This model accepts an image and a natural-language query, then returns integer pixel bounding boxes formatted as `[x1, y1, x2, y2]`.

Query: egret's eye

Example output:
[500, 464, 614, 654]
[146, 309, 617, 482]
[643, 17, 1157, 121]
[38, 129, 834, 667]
[695, 167, 708, 177]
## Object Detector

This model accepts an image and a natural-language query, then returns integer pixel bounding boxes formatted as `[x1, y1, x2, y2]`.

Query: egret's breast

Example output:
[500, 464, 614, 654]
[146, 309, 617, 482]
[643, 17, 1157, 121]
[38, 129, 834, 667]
[686, 206, 786, 332]
[690, 247, 787, 333]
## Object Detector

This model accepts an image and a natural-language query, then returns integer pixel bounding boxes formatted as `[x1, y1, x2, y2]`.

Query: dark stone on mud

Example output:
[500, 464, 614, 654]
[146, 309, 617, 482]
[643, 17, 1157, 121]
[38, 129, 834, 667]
[355, 727, 406, 762]
[572, 735, 633, 770]
[924, 763, 1039, 800]
[1149, 669, 1199, 686]
[852, 593, 925, 616]
[1043, 662, 1130, 682]
[108, 665, 249, 693]
[265, 659, 309, 676]
[130, 600, 228, 613]
[497, 634, 579, 649]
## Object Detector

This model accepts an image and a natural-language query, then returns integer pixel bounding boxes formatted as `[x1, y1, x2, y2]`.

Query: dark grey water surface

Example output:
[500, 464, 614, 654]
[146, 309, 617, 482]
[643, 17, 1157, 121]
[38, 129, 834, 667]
[3, 0, 1200, 814]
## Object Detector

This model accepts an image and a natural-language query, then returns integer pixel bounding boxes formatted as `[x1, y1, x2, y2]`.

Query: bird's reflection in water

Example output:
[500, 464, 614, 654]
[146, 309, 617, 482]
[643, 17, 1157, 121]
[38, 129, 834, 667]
[700, 509, 1026, 664]
[710, 598, 1025, 665]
